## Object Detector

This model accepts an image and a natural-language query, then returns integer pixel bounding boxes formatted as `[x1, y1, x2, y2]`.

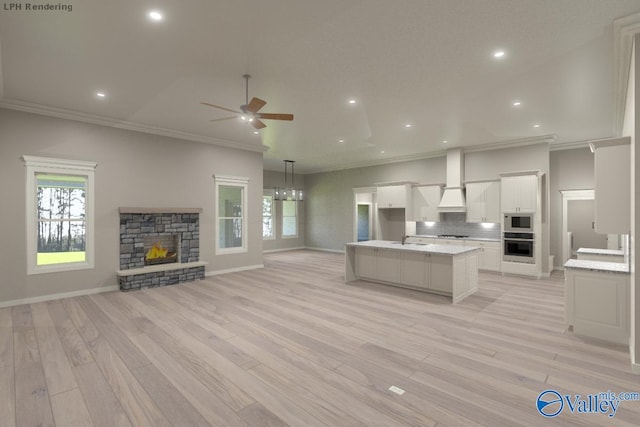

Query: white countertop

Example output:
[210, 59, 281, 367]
[563, 259, 629, 274]
[346, 240, 479, 255]
[576, 247, 625, 256]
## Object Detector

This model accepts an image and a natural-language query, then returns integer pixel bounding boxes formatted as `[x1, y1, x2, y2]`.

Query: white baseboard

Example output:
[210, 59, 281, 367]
[204, 264, 264, 277]
[263, 246, 306, 254]
[632, 362, 640, 375]
[0, 285, 119, 308]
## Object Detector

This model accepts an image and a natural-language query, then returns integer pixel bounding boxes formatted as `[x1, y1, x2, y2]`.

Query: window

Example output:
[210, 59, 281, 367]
[282, 200, 298, 238]
[214, 175, 248, 254]
[23, 156, 96, 275]
[263, 192, 275, 240]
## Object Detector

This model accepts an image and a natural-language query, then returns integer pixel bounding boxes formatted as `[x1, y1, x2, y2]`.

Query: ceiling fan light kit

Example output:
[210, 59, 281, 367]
[201, 74, 294, 130]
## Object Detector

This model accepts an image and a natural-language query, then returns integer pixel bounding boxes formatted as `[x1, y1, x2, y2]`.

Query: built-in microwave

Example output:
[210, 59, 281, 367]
[504, 213, 534, 232]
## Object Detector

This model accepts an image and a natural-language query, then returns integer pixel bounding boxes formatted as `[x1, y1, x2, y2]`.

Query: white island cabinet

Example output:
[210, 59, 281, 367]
[345, 240, 479, 303]
[564, 259, 630, 345]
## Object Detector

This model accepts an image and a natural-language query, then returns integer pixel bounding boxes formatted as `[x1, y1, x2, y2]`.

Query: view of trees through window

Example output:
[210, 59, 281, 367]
[263, 194, 274, 239]
[36, 174, 87, 265]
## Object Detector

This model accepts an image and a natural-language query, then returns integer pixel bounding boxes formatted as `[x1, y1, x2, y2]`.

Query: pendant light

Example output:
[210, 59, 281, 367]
[274, 160, 303, 202]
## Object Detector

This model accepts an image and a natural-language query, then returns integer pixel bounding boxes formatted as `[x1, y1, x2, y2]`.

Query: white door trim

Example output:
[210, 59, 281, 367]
[560, 189, 594, 265]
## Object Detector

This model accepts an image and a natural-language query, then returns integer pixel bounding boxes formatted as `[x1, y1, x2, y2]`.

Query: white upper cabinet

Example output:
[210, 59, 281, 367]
[377, 184, 412, 209]
[500, 174, 537, 213]
[410, 185, 442, 222]
[590, 137, 631, 234]
[465, 181, 500, 223]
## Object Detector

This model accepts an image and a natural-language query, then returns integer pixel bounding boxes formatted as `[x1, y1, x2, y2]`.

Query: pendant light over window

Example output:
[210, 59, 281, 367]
[274, 160, 303, 202]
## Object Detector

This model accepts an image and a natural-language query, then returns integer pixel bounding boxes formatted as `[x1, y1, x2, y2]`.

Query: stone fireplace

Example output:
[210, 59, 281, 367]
[117, 208, 206, 291]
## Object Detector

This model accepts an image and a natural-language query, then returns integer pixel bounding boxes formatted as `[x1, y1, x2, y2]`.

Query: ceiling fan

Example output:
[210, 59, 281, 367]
[201, 74, 294, 130]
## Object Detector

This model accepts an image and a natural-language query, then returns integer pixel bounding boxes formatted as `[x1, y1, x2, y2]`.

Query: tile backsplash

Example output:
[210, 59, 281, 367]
[415, 212, 501, 239]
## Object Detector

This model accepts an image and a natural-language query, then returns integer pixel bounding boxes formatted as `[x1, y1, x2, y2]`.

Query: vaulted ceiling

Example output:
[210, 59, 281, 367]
[1, 0, 639, 173]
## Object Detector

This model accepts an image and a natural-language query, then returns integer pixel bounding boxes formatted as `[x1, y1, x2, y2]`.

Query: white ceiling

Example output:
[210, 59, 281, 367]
[1, 0, 639, 173]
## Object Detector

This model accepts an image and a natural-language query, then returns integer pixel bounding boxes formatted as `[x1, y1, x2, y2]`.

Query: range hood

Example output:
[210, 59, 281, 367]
[438, 148, 466, 212]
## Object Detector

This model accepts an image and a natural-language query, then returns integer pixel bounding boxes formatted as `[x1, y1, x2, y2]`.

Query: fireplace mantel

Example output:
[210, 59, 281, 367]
[117, 261, 208, 276]
[119, 207, 203, 214]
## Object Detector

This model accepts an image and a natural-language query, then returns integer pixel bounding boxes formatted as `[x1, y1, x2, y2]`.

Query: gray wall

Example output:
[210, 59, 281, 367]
[549, 147, 595, 268]
[304, 157, 446, 251]
[262, 170, 306, 251]
[567, 200, 607, 251]
[0, 108, 264, 304]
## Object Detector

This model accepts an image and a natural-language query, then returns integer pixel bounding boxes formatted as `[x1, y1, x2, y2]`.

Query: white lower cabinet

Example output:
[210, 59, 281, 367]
[400, 252, 452, 293]
[429, 254, 453, 293]
[355, 247, 401, 282]
[355, 247, 377, 279]
[377, 249, 401, 283]
[464, 240, 500, 272]
[565, 268, 629, 345]
[401, 252, 428, 288]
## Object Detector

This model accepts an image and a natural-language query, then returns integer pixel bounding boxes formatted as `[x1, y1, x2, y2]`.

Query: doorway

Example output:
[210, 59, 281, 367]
[353, 188, 376, 243]
[561, 189, 619, 265]
[357, 204, 370, 241]
[567, 199, 607, 257]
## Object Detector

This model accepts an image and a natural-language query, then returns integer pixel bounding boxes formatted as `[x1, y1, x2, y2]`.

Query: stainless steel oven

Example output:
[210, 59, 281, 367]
[503, 232, 534, 263]
[504, 213, 534, 232]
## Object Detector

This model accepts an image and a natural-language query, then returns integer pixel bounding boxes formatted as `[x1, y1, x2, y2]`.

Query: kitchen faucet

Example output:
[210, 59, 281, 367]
[402, 235, 409, 245]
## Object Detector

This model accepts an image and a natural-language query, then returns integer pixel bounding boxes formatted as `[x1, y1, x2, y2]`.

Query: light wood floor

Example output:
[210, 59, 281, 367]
[2, 250, 639, 427]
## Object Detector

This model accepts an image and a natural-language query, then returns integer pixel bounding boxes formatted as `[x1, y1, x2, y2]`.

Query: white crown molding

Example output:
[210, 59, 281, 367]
[301, 134, 556, 175]
[613, 12, 640, 136]
[0, 98, 269, 154]
[549, 139, 591, 151]
[462, 134, 556, 154]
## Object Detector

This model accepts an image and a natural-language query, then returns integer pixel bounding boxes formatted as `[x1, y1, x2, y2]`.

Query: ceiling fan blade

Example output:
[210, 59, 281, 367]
[209, 116, 237, 122]
[251, 119, 267, 129]
[201, 102, 241, 114]
[246, 97, 267, 113]
[255, 113, 294, 121]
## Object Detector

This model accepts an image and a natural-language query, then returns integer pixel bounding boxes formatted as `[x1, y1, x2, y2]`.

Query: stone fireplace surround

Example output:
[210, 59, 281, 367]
[117, 207, 206, 291]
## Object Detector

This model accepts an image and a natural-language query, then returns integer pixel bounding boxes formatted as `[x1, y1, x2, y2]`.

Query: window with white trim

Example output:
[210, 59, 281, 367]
[23, 156, 96, 275]
[282, 199, 298, 238]
[262, 191, 275, 240]
[214, 175, 249, 254]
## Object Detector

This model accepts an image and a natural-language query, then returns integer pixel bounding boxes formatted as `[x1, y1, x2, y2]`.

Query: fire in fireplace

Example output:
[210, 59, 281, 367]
[144, 236, 179, 266]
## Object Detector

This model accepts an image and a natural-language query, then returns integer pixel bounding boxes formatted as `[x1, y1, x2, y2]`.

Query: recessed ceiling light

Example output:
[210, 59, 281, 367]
[253, 131, 259, 134]
[96, 91, 106, 98]
[512, 101, 521, 107]
[338, 139, 345, 143]
[533, 124, 541, 128]
[493, 50, 505, 59]
[404, 123, 412, 128]
[380, 150, 385, 154]
[442, 140, 448, 144]
[148, 10, 163, 21]
[347, 99, 357, 105]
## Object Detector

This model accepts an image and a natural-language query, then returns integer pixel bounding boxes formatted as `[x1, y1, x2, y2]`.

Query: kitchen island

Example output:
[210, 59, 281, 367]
[345, 240, 479, 303]
[564, 258, 630, 345]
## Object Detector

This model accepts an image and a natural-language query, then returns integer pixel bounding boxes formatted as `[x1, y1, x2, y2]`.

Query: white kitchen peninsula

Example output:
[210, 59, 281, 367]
[345, 240, 479, 303]
[564, 259, 630, 345]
